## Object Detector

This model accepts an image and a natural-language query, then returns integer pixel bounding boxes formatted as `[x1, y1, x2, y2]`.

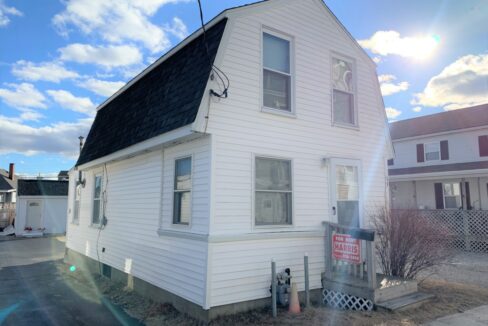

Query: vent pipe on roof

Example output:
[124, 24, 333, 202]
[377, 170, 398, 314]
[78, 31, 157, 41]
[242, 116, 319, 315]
[8, 163, 14, 180]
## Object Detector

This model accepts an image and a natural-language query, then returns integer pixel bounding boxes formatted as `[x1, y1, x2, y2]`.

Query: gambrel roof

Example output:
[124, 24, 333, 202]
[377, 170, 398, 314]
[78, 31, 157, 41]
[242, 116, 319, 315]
[76, 19, 227, 166]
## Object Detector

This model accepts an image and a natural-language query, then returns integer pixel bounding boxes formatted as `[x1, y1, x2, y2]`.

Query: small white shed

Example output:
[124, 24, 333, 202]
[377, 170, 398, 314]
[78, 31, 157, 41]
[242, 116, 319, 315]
[15, 180, 68, 236]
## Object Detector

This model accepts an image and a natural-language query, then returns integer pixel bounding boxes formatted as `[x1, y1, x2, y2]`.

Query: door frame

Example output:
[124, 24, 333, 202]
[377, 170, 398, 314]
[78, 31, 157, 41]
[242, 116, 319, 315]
[329, 158, 363, 227]
[25, 199, 43, 229]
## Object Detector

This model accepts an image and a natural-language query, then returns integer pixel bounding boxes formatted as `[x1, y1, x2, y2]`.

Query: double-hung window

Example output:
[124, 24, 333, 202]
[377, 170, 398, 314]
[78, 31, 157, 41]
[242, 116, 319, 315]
[332, 57, 356, 125]
[173, 157, 192, 225]
[73, 184, 81, 223]
[255, 157, 292, 225]
[443, 183, 461, 209]
[92, 174, 103, 225]
[425, 142, 440, 161]
[263, 31, 291, 112]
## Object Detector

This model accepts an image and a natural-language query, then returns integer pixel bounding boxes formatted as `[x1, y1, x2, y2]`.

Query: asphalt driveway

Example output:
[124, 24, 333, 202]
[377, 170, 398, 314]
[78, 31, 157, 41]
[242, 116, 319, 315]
[0, 236, 139, 326]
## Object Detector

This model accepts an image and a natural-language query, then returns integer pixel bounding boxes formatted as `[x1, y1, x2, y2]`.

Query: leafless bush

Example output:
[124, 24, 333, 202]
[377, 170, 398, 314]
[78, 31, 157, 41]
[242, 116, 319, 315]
[372, 209, 453, 279]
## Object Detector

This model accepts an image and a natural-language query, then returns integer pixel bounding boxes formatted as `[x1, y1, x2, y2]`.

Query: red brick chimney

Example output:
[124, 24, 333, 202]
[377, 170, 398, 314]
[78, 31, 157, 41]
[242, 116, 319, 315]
[8, 163, 14, 180]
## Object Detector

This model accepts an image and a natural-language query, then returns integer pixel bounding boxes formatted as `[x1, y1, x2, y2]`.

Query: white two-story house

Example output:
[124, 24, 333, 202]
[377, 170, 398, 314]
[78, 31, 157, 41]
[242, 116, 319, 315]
[65, 0, 391, 320]
[389, 104, 488, 210]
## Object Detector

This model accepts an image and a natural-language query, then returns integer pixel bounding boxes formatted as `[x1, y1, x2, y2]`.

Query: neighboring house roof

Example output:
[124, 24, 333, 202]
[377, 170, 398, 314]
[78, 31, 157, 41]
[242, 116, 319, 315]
[389, 103, 488, 140]
[76, 18, 227, 166]
[0, 169, 17, 192]
[17, 180, 69, 196]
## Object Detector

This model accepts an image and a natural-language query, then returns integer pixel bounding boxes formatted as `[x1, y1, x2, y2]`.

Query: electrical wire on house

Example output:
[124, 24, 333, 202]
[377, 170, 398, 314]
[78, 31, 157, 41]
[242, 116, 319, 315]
[96, 163, 109, 276]
[197, 0, 230, 98]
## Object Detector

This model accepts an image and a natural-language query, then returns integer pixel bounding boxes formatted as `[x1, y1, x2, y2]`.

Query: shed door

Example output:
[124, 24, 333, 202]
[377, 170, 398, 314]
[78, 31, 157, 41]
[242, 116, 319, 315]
[330, 159, 361, 228]
[26, 201, 42, 229]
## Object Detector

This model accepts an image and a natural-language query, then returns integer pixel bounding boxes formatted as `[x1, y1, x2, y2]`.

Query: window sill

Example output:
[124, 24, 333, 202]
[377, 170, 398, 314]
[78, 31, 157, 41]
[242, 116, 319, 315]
[89, 224, 102, 229]
[70, 221, 79, 226]
[332, 122, 359, 131]
[261, 107, 296, 118]
[253, 224, 294, 230]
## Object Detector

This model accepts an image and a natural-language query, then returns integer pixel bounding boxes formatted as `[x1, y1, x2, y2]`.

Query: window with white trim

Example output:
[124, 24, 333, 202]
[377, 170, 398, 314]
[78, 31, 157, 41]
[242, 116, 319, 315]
[92, 174, 103, 225]
[263, 31, 291, 112]
[443, 183, 461, 209]
[255, 157, 292, 225]
[425, 142, 440, 161]
[73, 184, 81, 223]
[332, 57, 356, 125]
[173, 157, 192, 225]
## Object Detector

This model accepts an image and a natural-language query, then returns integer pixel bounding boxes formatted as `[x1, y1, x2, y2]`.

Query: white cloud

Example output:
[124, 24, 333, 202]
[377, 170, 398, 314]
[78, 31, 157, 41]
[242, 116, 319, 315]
[164, 17, 188, 40]
[359, 31, 439, 59]
[377, 74, 409, 96]
[59, 43, 142, 68]
[47, 89, 96, 116]
[381, 81, 409, 96]
[0, 83, 47, 109]
[0, 116, 93, 157]
[378, 74, 395, 83]
[53, 0, 190, 53]
[412, 54, 488, 111]
[412, 106, 422, 113]
[12, 60, 80, 83]
[78, 78, 125, 97]
[19, 110, 44, 121]
[385, 107, 402, 120]
[0, 1, 22, 27]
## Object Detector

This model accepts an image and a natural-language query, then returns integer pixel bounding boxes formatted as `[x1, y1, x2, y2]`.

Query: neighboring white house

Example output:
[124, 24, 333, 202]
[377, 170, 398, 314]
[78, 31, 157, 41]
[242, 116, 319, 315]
[15, 179, 69, 236]
[389, 104, 488, 210]
[65, 0, 391, 319]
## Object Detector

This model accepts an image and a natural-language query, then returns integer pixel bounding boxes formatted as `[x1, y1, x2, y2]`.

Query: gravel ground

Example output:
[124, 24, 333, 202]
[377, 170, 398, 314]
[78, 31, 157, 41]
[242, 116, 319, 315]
[420, 251, 488, 288]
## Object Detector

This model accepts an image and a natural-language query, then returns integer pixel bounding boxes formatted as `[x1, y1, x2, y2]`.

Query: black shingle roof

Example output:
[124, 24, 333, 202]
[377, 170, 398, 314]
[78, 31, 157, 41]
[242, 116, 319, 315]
[76, 18, 227, 166]
[17, 180, 68, 196]
[0, 169, 16, 192]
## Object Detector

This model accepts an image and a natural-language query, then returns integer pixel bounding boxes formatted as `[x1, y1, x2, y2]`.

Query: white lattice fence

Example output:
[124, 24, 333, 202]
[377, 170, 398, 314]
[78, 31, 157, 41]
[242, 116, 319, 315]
[419, 210, 488, 253]
[322, 289, 373, 311]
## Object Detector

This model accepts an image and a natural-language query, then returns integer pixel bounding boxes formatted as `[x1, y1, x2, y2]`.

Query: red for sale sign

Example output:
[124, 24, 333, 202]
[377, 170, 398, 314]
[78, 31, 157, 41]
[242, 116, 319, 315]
[332, 233, 361, 264]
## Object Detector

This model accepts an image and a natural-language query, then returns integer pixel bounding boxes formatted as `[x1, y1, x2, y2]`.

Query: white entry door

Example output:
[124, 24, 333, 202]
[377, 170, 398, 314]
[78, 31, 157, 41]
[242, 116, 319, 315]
[330, 159, 362, 228]
[26, 200, 42, 229]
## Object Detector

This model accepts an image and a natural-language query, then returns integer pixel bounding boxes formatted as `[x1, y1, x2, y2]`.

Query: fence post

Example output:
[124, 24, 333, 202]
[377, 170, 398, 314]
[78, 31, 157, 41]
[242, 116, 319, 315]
[324, 223, 333, 280]
[271, 259, 277, 318]
[304, 254, 310, 307]
[366, 240, 376, 289]
[462, 210, 471, 251]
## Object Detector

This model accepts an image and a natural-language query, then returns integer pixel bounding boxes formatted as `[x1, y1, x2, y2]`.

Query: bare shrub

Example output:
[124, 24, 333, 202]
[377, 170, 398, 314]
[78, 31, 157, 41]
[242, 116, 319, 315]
[372, 209, 453, 279]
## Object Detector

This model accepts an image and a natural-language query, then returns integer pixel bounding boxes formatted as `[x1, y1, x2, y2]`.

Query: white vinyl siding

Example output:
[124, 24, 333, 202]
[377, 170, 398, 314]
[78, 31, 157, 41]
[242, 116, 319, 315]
[66, 136, 211, 307]
[262, 30, 292, 113]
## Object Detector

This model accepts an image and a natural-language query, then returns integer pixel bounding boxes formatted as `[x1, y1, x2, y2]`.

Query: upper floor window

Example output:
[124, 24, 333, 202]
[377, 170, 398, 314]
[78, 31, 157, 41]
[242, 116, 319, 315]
[263, 31, 291, 112]
[173, 157, 192, 225]
[92, 174, 103, 225]
[255, 157, 292, 226]
[424, 142, 440, 161]
[479, 135, 488, 157]
[332, 57, 356, 126]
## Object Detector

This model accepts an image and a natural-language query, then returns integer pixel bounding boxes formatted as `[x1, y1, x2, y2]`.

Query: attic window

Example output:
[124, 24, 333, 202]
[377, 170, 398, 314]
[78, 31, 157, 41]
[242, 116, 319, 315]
[332, 57, 356, 126]
[262, 31, 292, 112]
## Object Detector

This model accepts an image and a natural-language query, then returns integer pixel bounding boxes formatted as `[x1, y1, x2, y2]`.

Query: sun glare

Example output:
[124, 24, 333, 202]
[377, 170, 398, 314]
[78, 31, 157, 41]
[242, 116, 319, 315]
[411, 34, 440, 60]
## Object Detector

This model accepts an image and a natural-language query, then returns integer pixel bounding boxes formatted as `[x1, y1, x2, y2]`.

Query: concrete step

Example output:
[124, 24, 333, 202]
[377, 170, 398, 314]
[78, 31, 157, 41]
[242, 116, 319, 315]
[376, 292, 434, 311]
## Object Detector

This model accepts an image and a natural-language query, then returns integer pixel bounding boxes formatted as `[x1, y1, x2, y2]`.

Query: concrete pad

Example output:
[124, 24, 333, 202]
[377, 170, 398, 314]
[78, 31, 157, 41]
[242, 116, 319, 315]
[0, 237, 141, 325]
[424, 305, 488, 325]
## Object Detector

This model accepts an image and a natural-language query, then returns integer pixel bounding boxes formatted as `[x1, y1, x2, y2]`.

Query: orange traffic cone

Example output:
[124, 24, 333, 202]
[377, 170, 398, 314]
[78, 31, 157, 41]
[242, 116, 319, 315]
[288, 282, 301, 314]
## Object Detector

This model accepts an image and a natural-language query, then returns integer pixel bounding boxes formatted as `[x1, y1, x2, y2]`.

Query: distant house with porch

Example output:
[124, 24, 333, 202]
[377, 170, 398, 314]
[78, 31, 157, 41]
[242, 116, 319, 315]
[0, 163, 17, 228]
[389, 104, 488, 210]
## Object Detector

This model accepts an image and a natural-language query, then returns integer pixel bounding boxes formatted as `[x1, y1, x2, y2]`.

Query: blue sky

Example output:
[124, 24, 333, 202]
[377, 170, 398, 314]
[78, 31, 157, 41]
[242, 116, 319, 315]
[0, 0, 487, 175]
